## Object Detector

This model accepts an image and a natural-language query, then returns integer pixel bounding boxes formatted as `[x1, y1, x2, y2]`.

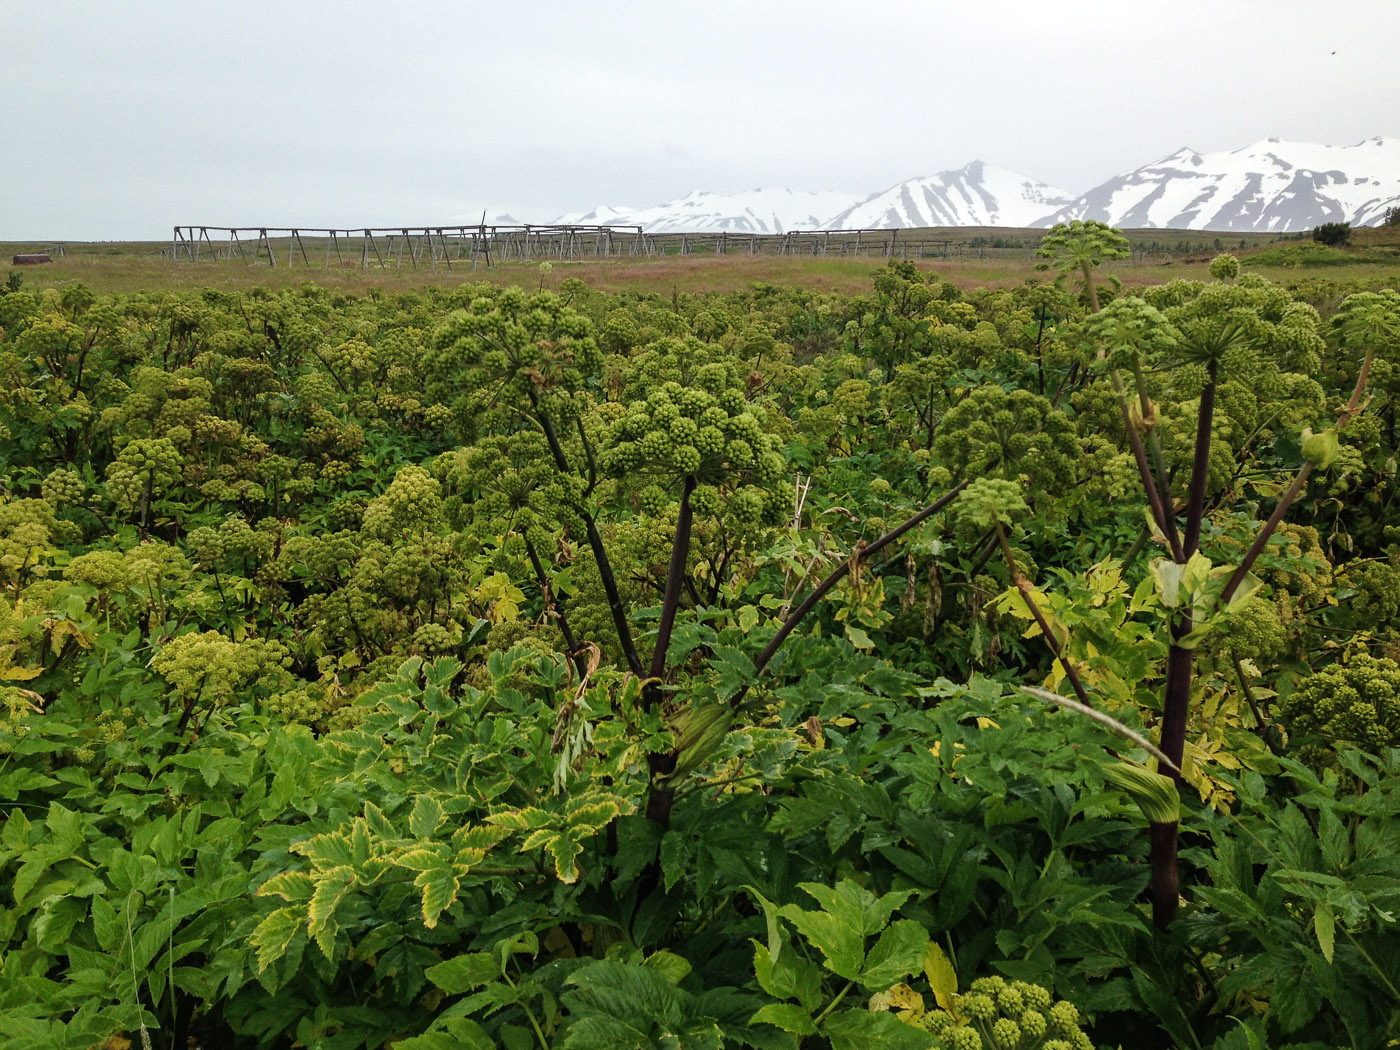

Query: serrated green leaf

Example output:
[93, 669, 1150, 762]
[568, 800, 622, 830]
[43, 802, 84, 850]
[394, 846, 450, 872]
[293, 830, 354, 869]
[738, 605, 761, 634]
[452, 823, 510, 852]
[823, 1008, 936, 1050]
[1224, 1016, 1268, 1050]
[91, 894, 121, 952]
[860, 921, 928, 991]
[392, 1032, 490, 1050]
[307, 866, 352, 940]
[487, 806, 551, 831]
[643, 950, 691, 984]
[749, 1003, 817, 1035]
[548, 829, 583, 883]
[257, 871, 315, 902]
[520, 827, 554, 851]
[778, 905, 864, 981]
[251, 906, 302, 973]
[1271, 953, 1322, 1033]
[660, 831, 688, 892]
[416, 862, 460, 928]
[363, 800, 396, 839]
[752, 940, 824, 1011]
[1314, 903, 1335, 964]
[349, 819, 372, 867]
[312, 912, 338, 959]
[410, 795, 446, 839]
[1317, 807, 1351, 870]
[13, 856, 51, 907]
[844, 624, 875, 650]
[426, 952, 500, 993]
[799, 880, 913, 938]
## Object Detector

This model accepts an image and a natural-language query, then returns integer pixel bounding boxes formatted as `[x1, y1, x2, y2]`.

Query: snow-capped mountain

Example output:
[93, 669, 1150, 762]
[553, 188, 861, 234]
[550, 204, 636, 226]
[826, 162, 1075, 230]
[533, 138, 1400, 233]
[1037, 137, 1400, 232]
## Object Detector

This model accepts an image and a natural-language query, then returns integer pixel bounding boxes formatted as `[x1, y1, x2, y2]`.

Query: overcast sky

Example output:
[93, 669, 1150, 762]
[4, 0, 1396, 240]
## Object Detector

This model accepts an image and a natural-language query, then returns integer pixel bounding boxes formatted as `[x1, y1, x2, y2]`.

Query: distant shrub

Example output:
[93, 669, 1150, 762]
[1312, 221, 1352, 246]
[1383, 205, 1400, 227]
[1246, 243, 1358, 267]
[1208, 253, 1240, 281]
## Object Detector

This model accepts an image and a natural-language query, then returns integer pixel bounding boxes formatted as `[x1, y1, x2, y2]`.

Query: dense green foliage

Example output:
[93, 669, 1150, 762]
[2, 253, 1400, 1049]
[1311, 223, 1352, 247]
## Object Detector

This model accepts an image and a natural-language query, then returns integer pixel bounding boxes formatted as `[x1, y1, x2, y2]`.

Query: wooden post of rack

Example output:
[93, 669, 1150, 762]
[363, 229, 386, 269]
[291, 230, 310, 267]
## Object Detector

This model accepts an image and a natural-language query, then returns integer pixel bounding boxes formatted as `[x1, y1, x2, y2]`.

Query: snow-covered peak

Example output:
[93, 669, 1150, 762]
[826, 162, 1076, 230]
[552, 204, 638, 226]
[553, 188, 861, 234]
[1042, 137, 1400, 231]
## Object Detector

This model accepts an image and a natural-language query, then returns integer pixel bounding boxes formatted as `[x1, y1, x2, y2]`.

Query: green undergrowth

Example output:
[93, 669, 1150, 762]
[2, 245, 1399, 1048]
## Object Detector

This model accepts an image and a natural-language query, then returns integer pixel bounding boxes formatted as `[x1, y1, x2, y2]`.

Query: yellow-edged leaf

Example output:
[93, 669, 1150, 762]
[307, 867, 353, 944]
[416, 862, 460, 928]
[257, 871, 314, 902]
[923, 941, 958, 1015]
[251, 906, 303, 973]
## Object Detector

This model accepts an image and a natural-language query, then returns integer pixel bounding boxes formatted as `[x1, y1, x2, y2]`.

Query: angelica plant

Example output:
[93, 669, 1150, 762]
[910, 977, 1092, 1050]
[838, 259, 942, 381]
[931, 385, 1079, 499]
[426, 286, 647, 678]
[152, 629, 291, 737]
[1282, 653, 1400, 754]
[103, 437, 183, 538]
[1081, 272, 1395, 928]
[1035, 219, 1131, 312]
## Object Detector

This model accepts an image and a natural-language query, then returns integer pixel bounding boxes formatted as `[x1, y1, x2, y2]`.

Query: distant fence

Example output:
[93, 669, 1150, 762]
[169, 224, 1247, 269]
[639, 229, 1029, 260]
[168, 224, 653, 270]
[168, 224, 1048, 269]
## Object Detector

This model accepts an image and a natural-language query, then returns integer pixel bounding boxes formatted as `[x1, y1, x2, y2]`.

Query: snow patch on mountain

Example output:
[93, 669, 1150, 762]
[550, 204, 637, 226]
[554, 188, 861, 234]
[827, 162, 1076, 230]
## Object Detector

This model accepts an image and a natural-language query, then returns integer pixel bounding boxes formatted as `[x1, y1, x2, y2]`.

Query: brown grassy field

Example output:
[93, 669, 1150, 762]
[6, 226, 1400, 299]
